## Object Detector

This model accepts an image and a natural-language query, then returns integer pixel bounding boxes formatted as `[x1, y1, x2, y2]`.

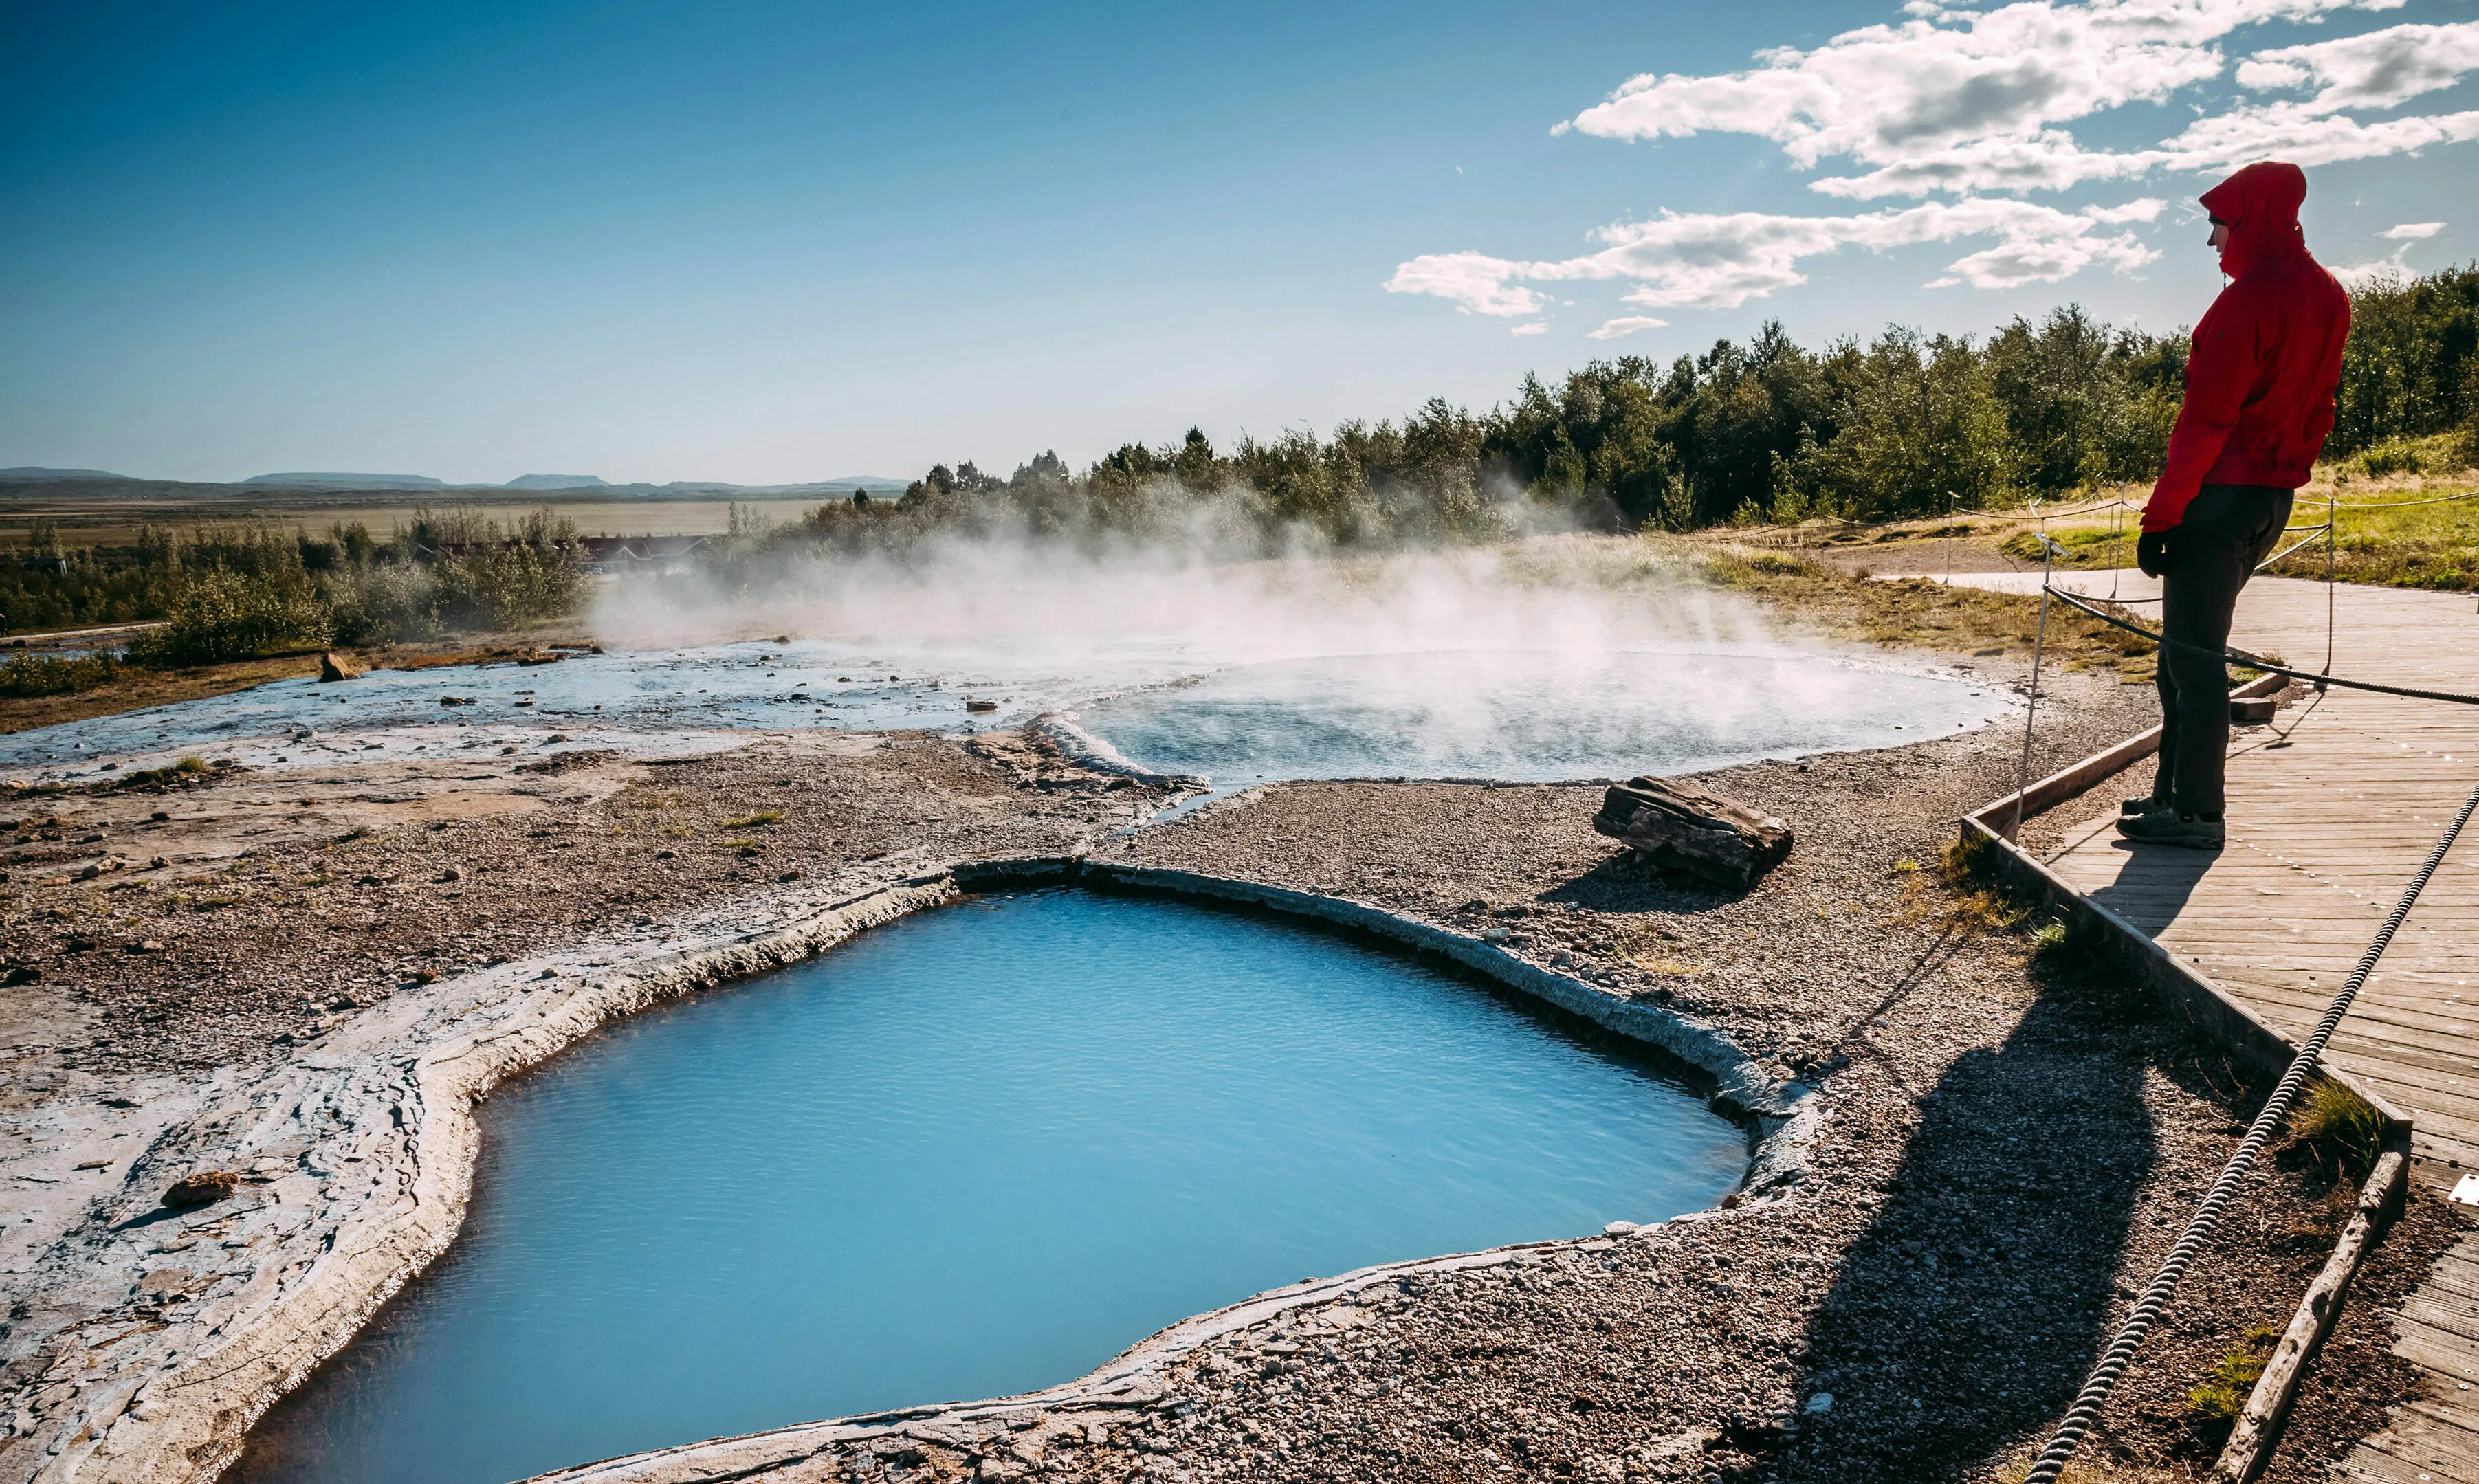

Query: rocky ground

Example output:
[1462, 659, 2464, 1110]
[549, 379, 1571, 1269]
[1, 658, 2456, 1484]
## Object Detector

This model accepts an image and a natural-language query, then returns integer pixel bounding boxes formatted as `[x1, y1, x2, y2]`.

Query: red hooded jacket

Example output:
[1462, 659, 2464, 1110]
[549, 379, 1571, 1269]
[2142, 162, 2351, 532]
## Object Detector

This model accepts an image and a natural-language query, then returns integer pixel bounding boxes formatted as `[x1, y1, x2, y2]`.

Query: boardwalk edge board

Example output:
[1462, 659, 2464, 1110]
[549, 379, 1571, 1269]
[2211, 1150, 2410, 1483]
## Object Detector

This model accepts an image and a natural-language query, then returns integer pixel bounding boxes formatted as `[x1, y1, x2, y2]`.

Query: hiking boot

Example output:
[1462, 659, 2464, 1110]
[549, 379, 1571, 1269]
[2122, 794, 2169, 817]
[2116, 808, 2225, 850]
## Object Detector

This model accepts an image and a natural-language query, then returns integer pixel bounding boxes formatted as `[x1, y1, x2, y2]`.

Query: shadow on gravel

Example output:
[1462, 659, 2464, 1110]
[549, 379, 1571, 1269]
[1536, 854, 1745, 916]
[1765, 962, 2183, 1484]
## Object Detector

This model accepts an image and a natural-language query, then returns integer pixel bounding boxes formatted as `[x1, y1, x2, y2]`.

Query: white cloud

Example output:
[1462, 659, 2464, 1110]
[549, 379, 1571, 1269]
[1391, 0, 2472, 331]
[2330, 256, 2414, 287]
[1388, 198, 2162, 318]
[2331, 219, 2449, 285]
[1510, 321, 1550, 336]
[1381, 252, 1550, 318]
[1587, 316, 1671, 340]
[2154, 102, 2479, 170]
[2236, 21, 2479, 111]
[1556, 0, 2471, 199]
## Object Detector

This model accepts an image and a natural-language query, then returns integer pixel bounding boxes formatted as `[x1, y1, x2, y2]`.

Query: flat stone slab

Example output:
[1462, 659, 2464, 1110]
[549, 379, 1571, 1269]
[1592, 777, 1793, 890]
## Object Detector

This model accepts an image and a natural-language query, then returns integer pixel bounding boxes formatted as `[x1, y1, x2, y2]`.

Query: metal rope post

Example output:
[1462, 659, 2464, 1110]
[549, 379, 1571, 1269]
[2322, 487, 2335, 691]
[1948, 492, 1957, 586]
[2023, 773, 2479, 1484]
[2009, 535, 2059, 841]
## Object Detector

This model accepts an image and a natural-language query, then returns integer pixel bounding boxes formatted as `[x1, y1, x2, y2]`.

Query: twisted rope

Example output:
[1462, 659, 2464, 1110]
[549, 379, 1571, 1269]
[2043, 586, 2479, 707]
[2023, 774, 2479, 1483]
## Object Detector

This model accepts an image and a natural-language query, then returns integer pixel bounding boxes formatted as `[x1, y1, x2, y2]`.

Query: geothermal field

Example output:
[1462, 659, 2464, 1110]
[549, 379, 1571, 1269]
[5, 522, 2445, 1484]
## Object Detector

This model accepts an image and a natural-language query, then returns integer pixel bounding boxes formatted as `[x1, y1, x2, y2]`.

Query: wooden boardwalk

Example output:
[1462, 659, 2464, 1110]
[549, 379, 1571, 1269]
[1988, 571, 2479, 1481]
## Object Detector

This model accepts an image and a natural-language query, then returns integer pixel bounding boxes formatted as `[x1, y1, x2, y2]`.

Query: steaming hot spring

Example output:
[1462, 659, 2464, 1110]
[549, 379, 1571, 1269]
[5, 546, 2012, 788]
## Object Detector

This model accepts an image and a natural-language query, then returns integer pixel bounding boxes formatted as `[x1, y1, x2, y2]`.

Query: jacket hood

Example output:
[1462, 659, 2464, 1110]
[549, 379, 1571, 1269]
[2201, 161, 2309, 277]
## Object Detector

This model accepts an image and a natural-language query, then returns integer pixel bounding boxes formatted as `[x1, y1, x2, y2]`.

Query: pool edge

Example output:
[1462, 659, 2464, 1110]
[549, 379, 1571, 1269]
[47, 859, 1812, 1484]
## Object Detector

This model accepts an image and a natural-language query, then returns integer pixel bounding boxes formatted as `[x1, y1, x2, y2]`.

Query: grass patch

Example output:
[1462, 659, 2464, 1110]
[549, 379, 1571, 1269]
[2261, 480, 2479, 593]
[1998, 523, 2135, 568]
[2280, 1078, 2388, 1183]
[1927, 832, 2038, 936]
[2188, 1326, 2280, 1425]
[1689, 539, 2157, 680]
[722, 809, 784, 828]
[115, 755, 208, 788]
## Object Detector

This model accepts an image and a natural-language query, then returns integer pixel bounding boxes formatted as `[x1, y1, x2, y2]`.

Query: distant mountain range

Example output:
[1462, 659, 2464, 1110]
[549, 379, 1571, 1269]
[244, 472, 445, 490]
[0, 467, 912, 496]
[0, 466, 134, 481]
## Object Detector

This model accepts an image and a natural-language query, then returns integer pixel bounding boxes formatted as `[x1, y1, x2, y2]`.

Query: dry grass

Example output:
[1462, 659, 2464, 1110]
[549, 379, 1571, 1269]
[723, 809, 784, 828]
[1687, 543, 2159, 683]
[1903, 832, 2040, 938]
[2280, 1078, 2388, 1183]
[1609, 919, 1705, 975]
[0, 652, 323, 735]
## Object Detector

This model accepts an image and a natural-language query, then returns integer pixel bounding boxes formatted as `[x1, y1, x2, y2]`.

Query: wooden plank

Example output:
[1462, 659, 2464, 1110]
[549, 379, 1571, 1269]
[2390, 1314, 2479, 1380]
[2337, 1435, 2479, 1483]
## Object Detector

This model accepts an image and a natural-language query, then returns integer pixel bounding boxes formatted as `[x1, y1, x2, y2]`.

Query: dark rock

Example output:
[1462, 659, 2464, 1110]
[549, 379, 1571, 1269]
[164, 1171, 240, 1209]
[1592, 777, 1792, 889]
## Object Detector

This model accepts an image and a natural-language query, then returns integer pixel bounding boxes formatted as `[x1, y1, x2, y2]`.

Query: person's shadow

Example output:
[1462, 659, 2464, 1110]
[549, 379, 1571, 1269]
[1756, 955, 2218, 1482]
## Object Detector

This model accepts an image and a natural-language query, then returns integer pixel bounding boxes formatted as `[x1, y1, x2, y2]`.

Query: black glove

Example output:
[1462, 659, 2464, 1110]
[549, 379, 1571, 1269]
[2137, 528, 2173, 579]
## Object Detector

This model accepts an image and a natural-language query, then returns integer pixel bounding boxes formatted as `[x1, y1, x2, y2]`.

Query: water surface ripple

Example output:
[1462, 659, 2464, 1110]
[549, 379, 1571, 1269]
[237, 889, 1746, 1484]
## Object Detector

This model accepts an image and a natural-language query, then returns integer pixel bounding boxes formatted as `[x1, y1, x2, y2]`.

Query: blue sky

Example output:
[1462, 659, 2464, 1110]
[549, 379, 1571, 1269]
[3, 0, 2472, 485]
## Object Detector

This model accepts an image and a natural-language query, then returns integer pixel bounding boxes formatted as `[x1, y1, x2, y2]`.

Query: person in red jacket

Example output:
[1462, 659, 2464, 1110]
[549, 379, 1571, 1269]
[2119, 160, 2350, 850]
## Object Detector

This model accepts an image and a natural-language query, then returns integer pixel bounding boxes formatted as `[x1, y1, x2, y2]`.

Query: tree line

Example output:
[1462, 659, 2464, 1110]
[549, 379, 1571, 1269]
[0, 509, 582, 684]
[819, 267, 2474, 553]
[3, 266, 2472, 678]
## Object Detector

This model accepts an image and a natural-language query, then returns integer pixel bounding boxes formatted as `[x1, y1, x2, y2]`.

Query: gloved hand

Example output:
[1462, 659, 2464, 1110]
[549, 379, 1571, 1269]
[2137, 528, 2174, 578]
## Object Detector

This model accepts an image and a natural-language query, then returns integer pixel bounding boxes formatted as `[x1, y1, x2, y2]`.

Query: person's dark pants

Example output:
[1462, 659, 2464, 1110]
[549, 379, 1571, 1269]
[2150, 483, 2295, 816]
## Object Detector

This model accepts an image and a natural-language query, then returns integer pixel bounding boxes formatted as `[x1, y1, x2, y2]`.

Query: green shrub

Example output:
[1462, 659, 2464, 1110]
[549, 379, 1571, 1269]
[118, 756, 208, 788]
[429, 543, 582, 630]
[2355, 433, 2460, 476]
[327, 564, 443, 645]
[125, 570, 331, 667]
[0, 650, 125, 697]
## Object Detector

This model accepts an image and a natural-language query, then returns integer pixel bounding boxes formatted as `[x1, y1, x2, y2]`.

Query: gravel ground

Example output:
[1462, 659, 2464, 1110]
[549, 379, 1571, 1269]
[1, 661, 2454, 1484]
[0, 729, 1132, 1079]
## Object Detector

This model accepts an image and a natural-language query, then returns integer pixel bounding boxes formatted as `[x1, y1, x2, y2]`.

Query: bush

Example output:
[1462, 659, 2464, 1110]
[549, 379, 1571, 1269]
[2355, 431, 2471, 477]
[125, 570, 331, 667]
[0, 650, 125, 697]
[327, 564, 443, 645]
[429, 543, 582, 630]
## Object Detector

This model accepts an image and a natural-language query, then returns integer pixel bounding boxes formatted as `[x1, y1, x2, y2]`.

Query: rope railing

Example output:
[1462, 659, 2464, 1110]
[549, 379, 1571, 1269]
[2020, 775, 2479, 1483]
[2254, 522, 2335, 571]
[2042, 586, 2479, 707]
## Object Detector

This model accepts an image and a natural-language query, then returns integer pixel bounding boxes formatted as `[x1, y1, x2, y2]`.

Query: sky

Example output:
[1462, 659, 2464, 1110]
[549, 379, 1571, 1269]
[2, 0, 2473, 486]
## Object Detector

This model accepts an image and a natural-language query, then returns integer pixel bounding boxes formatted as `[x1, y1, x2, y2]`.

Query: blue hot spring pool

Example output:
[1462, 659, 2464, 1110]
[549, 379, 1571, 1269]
[236, 889, 1748, 1484]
